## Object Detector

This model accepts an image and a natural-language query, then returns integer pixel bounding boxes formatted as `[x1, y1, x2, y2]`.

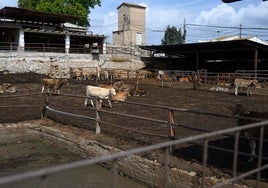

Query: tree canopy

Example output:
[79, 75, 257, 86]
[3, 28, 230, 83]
[161, 25, 186, 45]
[18, 0, 101, 27]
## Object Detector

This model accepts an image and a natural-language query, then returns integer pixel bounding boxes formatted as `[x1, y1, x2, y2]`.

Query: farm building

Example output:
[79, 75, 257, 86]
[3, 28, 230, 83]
[0, 6, 106, 54]
[112, 2, 146, 46]
[140, 36, 268, 72]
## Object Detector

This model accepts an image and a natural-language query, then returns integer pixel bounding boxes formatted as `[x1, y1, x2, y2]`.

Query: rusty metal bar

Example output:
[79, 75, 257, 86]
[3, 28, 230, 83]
[46, 106, 95, 121]
[0, 120, 267, 186]
[256, 125, 264, 188]
[232, 132, 240, 188]
[97, 119, 168, 138]
[168, 109, 175, 153]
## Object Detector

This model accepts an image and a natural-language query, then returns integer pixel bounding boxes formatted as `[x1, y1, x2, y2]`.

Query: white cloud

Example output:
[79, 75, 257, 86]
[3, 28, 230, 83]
[194, 2, 268, 27]
[195, 4, 243, 26]
[0, 0, 18, 8]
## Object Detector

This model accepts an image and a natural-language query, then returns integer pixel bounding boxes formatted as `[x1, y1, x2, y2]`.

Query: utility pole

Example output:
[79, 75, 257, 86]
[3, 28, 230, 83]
[183, 18, 186, 43]
[239, 24, 242, 38]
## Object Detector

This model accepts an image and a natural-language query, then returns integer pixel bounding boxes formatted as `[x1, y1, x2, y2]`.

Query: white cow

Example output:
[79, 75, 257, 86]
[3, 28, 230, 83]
[85, 85, 116, 108]
[234, 78, 258, 96]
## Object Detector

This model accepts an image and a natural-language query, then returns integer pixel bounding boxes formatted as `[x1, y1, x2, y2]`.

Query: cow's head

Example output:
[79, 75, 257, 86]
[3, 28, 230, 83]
[110, 88, 116, 96]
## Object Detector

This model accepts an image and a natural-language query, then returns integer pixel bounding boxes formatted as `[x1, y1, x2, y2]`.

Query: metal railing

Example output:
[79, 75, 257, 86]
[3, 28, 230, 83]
[0, 92, 267, 187]
[0, 42, 136, 55]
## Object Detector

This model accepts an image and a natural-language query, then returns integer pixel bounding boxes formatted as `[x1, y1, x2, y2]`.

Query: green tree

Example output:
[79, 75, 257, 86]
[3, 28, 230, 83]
[161, 25, 186, 45]
[18, 0, 101, 27]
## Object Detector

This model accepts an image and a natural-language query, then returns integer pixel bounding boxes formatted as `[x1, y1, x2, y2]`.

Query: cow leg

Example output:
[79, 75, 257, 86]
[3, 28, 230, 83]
[41, 85, 45, 93]
[234, 86, 238, 95]
[108, 99, 112, 108]
[84, 98, 88, 106]
[99, 99, 103, 108]
[90, 99, 95, 107]
[248, 139, 256, 162]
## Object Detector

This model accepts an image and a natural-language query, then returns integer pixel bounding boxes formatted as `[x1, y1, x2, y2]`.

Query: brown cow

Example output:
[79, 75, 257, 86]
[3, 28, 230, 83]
[41, 78, 69, 94]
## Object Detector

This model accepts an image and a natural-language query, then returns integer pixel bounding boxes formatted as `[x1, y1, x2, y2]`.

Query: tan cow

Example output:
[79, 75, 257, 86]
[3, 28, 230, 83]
[179, 76, 192, 82]
[234, 78, 258, 96]
[111, 91, 130, 102]
[41, 78, 69, 94]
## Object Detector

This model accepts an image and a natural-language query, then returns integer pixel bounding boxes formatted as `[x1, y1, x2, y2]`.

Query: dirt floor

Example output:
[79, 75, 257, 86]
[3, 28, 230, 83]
[0, 73, 268, 187]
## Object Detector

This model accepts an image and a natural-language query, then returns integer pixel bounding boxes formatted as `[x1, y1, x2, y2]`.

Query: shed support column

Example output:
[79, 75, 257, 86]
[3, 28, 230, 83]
[18, 29, 24, 51]
[254, 48, 258, 79]
[65, 34, 70, 54]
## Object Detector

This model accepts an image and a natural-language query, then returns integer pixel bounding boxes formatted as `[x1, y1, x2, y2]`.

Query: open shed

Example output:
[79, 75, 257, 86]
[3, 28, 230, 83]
[140, 39, 268, 72]
[0, 6, 105, 53]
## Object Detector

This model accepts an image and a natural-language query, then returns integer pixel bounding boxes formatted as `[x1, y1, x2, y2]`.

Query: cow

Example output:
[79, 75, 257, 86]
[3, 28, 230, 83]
[232, 104, 268, 162]
[113, 80, 134, 92]
[41, 78, 69, 94]
[156, 73, 176, 88]
[0, 83, 11, 93]
[5, 85, 17, 93]
[111, 91, 130, 102]
[234, 78, 258, 96]
[179, 76, 192, 82]
[130, 88, 148, 96]
[85, 85, 116, 108]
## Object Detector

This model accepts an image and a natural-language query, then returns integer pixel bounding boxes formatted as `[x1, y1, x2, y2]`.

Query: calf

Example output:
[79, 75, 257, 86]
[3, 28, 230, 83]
[85, 85, 116, 108]
[0, 83, 10, 93]
[113, 80, 134, 92]
[41, 78, 69, 94]
[111, 91, 130, 102]
[234, 78, 257, 96]
[233, 104, 268, 161]
[179, 76, 192, 82]
[156, 74, 176, 88]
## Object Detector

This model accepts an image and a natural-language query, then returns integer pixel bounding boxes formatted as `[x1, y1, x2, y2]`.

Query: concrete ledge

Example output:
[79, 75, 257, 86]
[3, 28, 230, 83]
[0, 119, 248, 188]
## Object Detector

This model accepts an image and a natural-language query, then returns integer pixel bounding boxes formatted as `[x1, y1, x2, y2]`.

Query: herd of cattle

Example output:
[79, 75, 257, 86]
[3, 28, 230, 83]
[0, 70, 267, 162]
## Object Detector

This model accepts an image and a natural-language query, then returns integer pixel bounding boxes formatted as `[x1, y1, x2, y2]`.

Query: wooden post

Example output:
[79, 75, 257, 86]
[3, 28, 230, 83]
[168, 109, 175, 154]
[95, 98, 101, 134]
[41, 93, 48, 118]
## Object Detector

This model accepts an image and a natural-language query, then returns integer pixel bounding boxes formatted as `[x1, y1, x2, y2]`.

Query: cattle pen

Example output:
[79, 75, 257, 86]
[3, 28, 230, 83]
[0, 81, 268, 188]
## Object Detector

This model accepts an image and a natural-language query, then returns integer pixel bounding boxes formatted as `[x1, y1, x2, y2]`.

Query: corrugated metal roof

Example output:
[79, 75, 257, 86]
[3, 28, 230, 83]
[140, 39, 268, 60]
[0, 6, 78, 24]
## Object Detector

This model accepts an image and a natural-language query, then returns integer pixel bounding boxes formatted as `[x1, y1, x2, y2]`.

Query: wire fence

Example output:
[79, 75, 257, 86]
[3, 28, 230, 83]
[0, 92, 267, 187]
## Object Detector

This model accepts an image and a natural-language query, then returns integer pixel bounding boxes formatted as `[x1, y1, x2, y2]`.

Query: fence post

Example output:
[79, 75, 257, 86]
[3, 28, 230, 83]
[168, 109, 175, 154]
[95, 98, 101, 134]
[41, 93, 48, 118]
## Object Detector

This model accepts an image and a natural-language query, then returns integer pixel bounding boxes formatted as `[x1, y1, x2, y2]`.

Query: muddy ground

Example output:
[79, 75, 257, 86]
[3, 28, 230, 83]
[0, 73, 268, 187]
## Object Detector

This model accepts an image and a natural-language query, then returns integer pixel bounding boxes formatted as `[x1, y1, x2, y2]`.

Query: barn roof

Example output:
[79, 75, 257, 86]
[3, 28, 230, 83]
[140, 39, 268, 60]
[0, 6, 78, 24]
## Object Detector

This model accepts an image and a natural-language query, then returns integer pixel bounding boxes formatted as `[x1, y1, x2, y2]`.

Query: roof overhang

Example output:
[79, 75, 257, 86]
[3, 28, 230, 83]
[140, 40, 268, 60]
[0, 6, 78, 24]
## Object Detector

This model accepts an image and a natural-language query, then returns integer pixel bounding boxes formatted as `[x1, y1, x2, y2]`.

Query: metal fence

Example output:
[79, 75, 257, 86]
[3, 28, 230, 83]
[0, 92, 267, 187]
[0, 42, 136, 55]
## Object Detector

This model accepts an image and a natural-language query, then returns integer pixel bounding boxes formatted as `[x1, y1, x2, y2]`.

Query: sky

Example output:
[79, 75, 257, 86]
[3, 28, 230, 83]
[1, 0, 268, 45]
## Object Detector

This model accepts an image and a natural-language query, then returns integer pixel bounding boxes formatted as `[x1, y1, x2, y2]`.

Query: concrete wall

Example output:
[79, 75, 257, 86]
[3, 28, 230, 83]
[0, 52, 145, 77]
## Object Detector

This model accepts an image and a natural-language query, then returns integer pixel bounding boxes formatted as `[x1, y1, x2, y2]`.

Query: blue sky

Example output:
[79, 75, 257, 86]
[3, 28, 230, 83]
[1, 0, 268, 44]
